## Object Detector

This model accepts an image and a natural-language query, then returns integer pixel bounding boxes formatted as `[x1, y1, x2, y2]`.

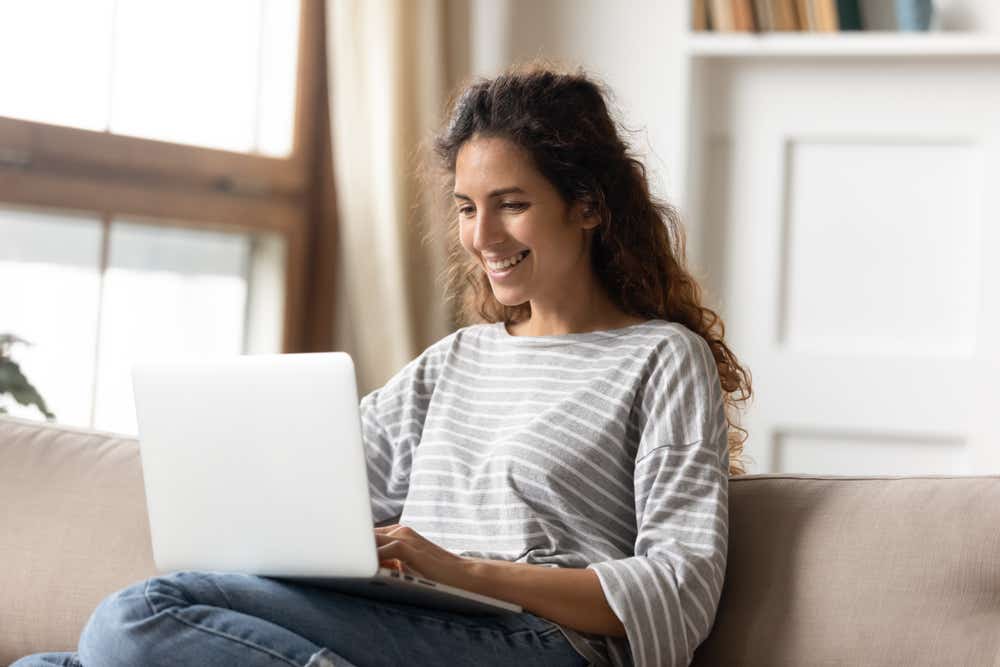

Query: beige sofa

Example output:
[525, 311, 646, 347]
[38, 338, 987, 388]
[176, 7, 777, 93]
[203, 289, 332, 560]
[3, 414, 999, 666]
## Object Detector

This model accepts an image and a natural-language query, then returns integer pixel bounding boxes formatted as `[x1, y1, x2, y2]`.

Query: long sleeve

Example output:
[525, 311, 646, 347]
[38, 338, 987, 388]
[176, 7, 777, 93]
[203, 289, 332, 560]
[359, 335, 452, 524]
[586, 331, 730, 667]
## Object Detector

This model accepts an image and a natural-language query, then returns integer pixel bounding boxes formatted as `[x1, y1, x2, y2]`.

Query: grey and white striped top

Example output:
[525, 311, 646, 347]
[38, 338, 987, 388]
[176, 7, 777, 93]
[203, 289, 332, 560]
[360, 320, 730, 667]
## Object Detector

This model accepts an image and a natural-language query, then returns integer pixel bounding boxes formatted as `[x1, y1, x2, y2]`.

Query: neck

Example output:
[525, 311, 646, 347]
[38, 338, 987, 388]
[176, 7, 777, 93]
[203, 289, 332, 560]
[511, 284, 638, 337]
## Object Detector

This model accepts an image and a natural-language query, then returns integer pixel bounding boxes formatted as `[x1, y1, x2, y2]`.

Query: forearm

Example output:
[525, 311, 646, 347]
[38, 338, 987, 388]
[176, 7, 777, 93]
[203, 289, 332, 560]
[460, 558, 626, 638]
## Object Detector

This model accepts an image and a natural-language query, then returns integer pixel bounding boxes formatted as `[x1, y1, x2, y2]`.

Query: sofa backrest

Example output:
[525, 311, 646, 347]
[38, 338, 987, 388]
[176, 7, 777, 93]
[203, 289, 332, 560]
[692, 472, 1000, 666]
[1, 416, 156, 664]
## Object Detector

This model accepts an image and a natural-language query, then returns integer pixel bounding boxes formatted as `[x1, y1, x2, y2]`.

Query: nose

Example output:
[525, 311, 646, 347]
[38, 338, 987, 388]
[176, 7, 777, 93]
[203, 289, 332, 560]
[472, 208, 505, 252]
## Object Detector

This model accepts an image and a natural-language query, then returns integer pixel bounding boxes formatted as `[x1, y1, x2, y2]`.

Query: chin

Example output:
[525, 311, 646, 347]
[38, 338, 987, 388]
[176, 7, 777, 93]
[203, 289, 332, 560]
[489, 288, 529, 308]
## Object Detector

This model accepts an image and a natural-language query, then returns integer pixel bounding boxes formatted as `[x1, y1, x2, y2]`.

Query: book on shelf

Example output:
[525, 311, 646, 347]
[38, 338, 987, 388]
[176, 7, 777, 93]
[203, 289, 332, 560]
[694, 0, 922, 33]
[733, 0, 756, 31]
[810, 0, 841, 31]
[837, 0, 863, 30]
[770, 0, 801, 31]
[693, 0, 710, 31]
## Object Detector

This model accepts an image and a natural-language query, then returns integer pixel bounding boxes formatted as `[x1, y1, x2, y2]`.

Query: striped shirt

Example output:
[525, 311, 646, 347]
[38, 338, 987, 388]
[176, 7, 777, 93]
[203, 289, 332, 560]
[360, 319, 730, 667]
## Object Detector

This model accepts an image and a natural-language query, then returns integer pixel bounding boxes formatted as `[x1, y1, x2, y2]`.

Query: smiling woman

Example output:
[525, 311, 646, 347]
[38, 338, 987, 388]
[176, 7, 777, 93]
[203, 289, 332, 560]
[348, 61, 752, 667]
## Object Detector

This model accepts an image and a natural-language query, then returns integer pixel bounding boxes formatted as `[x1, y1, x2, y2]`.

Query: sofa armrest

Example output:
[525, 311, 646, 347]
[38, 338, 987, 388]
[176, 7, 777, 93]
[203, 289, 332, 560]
[0, 416, 157, 665]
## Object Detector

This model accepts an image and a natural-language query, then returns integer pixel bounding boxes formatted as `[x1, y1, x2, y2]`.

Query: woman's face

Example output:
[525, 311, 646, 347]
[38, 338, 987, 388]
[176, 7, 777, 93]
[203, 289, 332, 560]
[453, 135, 598, 309]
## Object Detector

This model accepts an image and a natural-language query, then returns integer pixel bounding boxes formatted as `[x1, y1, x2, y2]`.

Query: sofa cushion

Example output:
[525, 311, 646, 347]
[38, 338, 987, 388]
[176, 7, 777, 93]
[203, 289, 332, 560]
[0, 416, 156, 665]
[692, 473, 1000, 666]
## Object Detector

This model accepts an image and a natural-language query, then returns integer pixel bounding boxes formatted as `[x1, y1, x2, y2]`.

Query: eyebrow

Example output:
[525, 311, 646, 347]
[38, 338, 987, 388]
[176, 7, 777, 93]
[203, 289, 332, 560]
[452, 186, 526, 200]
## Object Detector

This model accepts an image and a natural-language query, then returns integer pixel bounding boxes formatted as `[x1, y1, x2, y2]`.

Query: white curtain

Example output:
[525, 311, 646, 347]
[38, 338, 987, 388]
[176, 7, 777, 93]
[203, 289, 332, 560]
[326, 0, 454, 395]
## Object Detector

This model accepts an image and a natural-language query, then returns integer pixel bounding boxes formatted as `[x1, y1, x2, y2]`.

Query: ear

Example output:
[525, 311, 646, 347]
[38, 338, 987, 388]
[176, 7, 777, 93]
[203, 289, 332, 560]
[573, 199, 601, 231]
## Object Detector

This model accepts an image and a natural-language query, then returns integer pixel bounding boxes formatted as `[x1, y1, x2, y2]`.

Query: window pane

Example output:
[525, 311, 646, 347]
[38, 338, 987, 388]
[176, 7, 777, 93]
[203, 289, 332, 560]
[0, 206, 103, 427]
[1, 207, 288, 434]
[110, 0, 299, 155]
[0, 0, 300, 157]
[257, 0, 301, 157]
[92, 220, 252, 434]
[0, 1, 115, 131]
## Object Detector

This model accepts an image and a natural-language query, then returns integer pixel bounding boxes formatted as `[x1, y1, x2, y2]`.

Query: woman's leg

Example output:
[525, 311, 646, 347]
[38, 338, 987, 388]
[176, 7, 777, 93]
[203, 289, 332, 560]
[9, 653, 83, 667]
[73, 570, 588, 667]
[77, 572, 343, 667]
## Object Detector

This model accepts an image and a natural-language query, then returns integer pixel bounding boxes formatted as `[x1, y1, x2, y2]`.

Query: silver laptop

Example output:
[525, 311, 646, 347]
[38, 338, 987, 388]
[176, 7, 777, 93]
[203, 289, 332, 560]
[131, 352, 521, 615]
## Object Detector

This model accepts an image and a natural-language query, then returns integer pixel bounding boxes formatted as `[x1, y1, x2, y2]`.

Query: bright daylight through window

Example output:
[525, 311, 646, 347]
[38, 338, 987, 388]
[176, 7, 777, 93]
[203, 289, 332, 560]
[0, 0, 300, 433]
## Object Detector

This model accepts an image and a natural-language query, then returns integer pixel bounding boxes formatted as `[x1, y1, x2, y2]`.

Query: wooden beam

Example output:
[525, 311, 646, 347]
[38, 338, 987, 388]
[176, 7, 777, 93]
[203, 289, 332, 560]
[0, 117, 306, 197]
[0, 167, 300, 235]
[298, 0, 339, 353]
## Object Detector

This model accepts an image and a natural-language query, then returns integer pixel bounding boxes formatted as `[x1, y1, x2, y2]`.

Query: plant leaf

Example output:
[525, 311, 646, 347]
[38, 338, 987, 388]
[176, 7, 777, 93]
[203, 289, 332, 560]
[0, 358, 55, 419]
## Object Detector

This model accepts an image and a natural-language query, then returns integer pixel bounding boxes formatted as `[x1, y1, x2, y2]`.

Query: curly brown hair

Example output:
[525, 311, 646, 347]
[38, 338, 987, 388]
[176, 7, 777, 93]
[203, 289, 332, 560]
[420, 60, 753, 476]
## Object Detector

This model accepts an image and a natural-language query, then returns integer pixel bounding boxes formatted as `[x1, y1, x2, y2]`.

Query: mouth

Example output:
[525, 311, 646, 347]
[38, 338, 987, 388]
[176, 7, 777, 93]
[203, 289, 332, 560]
[484, 250, 530, 276]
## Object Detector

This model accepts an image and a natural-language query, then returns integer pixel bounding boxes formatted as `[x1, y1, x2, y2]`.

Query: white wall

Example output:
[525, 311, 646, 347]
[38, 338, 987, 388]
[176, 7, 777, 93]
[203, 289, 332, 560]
[449, 0, 1000, 202]
[934, 0, 1000, 31]
[448, 0, 689, 209]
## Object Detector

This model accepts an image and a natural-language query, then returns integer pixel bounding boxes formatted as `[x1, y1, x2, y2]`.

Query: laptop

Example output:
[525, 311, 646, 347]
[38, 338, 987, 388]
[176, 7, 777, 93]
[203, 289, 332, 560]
[131, 352, 521, 616]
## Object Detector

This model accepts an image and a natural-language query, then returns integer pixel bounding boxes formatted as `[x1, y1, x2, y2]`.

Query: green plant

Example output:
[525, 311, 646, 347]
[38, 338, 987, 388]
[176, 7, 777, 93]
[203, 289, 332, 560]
[0, 333, 55, 419]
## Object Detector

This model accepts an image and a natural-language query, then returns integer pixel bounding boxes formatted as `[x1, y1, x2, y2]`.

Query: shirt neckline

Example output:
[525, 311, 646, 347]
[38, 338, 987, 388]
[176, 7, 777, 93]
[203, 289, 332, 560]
[492, 319, 661, 346]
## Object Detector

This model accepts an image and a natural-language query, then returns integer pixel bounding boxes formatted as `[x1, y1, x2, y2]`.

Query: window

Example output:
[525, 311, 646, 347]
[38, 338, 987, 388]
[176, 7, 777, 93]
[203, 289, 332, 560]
[0, 0, 334, 434]
[0, 0, 300, 155]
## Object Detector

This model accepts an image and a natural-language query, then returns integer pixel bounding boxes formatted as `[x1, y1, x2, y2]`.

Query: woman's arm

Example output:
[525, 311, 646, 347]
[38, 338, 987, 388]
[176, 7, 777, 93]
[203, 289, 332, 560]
[374, 524, 625, 636]
[460, 558, 626, 637]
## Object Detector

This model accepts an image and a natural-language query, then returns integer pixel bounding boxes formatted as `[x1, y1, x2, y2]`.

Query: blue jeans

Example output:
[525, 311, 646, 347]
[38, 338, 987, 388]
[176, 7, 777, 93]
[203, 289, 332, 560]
[11, 571, 590, 666]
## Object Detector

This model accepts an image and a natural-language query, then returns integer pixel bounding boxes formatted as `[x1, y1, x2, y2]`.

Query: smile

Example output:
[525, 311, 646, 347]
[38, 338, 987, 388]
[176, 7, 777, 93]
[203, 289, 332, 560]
[485, 250, 530, 272]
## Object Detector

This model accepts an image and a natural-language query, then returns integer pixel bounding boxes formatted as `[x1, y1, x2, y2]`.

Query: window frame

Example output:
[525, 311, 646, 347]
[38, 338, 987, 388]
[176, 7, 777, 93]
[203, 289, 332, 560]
[0, 0, 332, 353]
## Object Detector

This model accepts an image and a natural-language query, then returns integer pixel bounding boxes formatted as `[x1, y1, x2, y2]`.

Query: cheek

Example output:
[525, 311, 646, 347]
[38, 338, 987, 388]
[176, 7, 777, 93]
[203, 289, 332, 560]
[458, 223, 474, 255]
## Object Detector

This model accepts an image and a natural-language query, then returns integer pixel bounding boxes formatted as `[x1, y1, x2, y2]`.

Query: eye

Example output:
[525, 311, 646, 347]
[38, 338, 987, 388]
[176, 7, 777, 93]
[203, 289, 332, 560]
[458, 206, 475, 217]
[502, 202, 528, 211]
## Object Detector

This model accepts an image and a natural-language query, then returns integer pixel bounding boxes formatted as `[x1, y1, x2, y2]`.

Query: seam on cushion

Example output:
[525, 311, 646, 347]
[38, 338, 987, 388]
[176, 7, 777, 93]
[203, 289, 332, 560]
[163, 608, 304, 666]
[0, 414, 134, 440]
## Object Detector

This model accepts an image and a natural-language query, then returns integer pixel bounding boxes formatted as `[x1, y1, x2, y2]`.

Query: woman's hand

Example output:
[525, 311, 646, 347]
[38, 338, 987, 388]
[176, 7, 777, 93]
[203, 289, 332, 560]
[374, 524, 471, 588]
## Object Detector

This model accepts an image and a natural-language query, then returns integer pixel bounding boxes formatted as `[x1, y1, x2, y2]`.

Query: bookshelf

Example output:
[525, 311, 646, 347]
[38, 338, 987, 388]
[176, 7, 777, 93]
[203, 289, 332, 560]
[687, 32, 1000, 57]
[676, 3, 1000, 474]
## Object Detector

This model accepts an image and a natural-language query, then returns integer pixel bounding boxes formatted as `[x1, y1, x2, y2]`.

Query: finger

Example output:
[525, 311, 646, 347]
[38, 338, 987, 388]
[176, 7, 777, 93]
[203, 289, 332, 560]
[375, 530, 416, 543]
[379, 557, 425, 579]
[380, 557, 405, 572]
[373, 524, 399, 533]
[401, 564, 425, 578]
[377, 542, 404, 566]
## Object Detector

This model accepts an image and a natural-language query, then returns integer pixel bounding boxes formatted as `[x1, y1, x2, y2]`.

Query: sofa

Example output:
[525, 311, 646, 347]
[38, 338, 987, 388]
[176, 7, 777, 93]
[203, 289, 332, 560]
[3, 414, 999, 666]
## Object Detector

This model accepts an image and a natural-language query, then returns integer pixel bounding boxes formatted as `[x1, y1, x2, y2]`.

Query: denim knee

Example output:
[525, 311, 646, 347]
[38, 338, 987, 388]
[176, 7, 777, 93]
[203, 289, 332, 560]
[9, 652, 83, 667]
[77, 577, 163, 667]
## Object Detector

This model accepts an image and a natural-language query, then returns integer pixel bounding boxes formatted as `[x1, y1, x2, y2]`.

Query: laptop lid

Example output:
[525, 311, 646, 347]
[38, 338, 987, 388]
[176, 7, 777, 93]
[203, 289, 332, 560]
[131, 352, 380, 579]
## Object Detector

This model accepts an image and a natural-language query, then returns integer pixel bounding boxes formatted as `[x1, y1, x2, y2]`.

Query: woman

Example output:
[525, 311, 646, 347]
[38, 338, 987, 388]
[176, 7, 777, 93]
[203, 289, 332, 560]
[14, 62, 750, 667]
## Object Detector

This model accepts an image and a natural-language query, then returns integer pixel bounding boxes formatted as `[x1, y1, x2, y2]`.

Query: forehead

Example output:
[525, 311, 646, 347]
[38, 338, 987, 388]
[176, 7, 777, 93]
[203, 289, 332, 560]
[454, 136, 540, 193]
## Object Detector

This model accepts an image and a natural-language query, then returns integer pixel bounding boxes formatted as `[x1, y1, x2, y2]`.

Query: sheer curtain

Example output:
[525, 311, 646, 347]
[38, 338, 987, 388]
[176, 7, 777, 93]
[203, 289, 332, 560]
[326, 0, 454, 394]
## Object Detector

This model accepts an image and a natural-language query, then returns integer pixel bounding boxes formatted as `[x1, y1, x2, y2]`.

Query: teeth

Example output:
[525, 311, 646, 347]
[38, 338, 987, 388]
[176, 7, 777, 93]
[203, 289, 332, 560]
[487, 250, 528, 271]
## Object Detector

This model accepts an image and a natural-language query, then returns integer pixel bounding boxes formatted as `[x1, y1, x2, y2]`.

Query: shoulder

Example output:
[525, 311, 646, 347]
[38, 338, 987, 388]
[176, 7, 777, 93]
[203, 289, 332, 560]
[629, 320, 722, 402]
[632, 322, 728, 458]
[630, 320, 716, 371]
[422, 323, 493, 356]
[403, 323, 494, 372]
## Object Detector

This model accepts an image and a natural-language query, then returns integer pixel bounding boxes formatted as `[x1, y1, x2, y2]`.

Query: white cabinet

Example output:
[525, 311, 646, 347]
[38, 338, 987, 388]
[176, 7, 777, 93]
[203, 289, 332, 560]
[676, 26, 1000, 474]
